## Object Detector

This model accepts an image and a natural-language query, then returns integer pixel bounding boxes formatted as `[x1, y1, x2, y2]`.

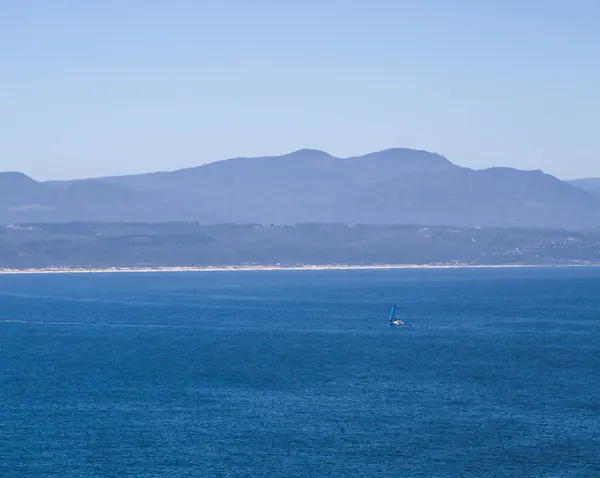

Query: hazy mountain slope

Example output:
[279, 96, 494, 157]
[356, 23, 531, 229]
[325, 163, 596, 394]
[568, 178, 600, 196]
[98, 148, 599, 227]
[2, 148, 600, 228]
[97, 148, 461, 223]
[339, 168, 600, 228]
[0, 172, 56, 223]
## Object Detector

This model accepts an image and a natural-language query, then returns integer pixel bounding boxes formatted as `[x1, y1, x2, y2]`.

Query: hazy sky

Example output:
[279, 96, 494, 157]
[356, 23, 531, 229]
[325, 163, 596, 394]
[1, 1, 599, 180]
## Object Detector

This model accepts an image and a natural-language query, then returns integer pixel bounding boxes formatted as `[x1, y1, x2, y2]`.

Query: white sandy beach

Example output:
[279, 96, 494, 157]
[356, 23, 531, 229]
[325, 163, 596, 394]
[0, 263, 596, 275]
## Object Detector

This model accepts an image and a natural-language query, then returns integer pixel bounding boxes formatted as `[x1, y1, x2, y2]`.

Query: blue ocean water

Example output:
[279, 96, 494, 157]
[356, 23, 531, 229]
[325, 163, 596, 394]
[0, 268, 599, 477]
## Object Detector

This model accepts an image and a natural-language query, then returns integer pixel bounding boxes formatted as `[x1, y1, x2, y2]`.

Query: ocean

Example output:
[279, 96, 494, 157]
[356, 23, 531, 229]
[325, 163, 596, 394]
[0, 268, 599, 477]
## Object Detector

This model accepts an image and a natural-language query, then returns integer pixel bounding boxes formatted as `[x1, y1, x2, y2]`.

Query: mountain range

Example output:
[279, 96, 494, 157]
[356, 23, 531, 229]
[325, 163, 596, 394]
[1, 148, 599, 229]
[567, 178, 600, 197]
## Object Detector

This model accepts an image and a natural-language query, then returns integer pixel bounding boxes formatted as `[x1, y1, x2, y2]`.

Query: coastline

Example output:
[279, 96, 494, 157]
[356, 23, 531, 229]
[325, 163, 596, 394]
[0, 263, 597, 275]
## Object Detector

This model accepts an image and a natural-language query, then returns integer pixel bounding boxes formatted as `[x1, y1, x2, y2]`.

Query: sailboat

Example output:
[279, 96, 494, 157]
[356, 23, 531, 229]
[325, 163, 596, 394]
[389, 304, 404, 326]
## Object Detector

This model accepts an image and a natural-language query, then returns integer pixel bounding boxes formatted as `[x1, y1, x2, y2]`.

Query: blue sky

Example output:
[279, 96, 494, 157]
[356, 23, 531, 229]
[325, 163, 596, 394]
[1, 0, 598, 180]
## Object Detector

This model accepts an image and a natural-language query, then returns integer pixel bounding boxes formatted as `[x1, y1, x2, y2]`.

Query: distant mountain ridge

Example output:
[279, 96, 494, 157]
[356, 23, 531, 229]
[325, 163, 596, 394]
[2, 148, 600, 229]
[567, 178, 600, 197]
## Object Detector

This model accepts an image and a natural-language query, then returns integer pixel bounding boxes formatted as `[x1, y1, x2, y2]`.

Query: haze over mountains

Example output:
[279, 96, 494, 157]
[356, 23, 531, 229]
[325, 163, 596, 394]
[567, 178, 600, 198]
[1, 148, 599, 229]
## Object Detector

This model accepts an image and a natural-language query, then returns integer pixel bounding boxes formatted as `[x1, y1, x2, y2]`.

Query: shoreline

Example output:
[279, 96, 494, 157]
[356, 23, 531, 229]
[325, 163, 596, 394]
[0, 263, 598, 275]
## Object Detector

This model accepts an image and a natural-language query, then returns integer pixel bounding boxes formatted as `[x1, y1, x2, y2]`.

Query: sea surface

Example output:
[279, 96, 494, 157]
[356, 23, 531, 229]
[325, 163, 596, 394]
[0, 268, 599, 477]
